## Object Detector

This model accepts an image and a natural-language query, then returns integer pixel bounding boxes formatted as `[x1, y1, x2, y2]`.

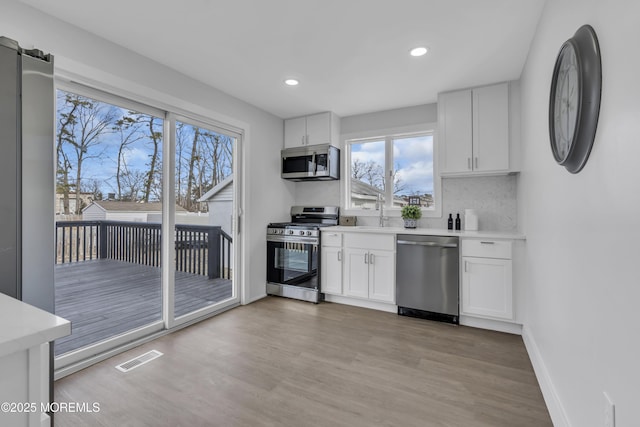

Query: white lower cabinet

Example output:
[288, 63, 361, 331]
[344, 248, 369, 299]
[461, 239, 514, 321]
[343, 248, 395, 303]
[321, 245, 343, 295]
[368, 250, 395, 302]
[321, 231, 395, 304]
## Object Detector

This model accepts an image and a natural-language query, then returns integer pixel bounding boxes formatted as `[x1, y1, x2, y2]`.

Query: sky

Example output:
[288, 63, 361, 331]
[57, 90, 233, 201]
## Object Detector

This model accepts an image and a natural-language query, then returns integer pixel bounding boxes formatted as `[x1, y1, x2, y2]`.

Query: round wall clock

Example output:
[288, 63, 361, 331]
[548, 24, 602, 174]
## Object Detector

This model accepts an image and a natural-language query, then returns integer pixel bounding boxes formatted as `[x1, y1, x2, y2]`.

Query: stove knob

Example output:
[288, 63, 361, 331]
[299, 230, 305, 236]
[288, 230, 294, 235]
[306, 231, 312, 236]
[279, 229, 284, 234]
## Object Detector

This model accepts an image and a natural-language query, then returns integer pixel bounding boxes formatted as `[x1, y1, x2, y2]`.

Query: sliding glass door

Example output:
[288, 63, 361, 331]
[53, 84, 242, 367]
[172, 119, 237, 323]
[54, 87, 165, 359]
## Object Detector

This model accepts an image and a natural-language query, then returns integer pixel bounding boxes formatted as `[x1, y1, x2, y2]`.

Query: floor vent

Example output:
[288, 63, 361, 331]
[115, 350, 163, 372]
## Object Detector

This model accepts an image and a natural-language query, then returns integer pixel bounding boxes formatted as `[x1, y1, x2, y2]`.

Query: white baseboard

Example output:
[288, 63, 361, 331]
[323, 294, 397, 313]
[243, 291, 267, 305]
[459, 315, 522, 335]
[522, 325, 571, 427]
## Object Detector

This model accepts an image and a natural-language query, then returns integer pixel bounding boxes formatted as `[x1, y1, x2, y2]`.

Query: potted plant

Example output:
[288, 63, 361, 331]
[401, 205, 422, 229]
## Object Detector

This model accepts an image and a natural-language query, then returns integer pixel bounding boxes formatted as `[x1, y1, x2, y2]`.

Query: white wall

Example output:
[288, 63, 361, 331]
[1, 1, 294, 304]
[519, 1, 640, 426]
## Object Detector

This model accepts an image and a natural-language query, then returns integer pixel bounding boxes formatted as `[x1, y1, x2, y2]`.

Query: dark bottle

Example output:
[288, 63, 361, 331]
[455, 213, 461, 230]
[447, 213, 453, 230]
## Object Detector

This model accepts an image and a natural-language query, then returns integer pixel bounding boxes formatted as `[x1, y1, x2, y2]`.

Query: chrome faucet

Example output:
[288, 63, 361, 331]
[376, 194, 385, 227]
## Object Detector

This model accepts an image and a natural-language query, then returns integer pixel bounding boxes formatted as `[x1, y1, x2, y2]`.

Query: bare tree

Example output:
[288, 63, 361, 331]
[118, 169, 147, 202]
[141, 116, 162, 202]
[175, 122, 188, 208]
[112, 113, 144, 200]
[185, 127, 200, 211]
[351, 159, 385, 190]
[56, 92, 81, 215]
[351, 159, 406, 195]
[62, 94, 116, 213]
[80, 179, 103, 203]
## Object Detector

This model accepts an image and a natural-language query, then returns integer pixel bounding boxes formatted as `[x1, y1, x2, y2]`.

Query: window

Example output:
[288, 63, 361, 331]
[345, 130, 437, 214]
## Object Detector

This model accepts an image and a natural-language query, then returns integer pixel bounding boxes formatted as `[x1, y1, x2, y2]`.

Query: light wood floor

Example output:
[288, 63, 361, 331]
[54, 296, 552, 427]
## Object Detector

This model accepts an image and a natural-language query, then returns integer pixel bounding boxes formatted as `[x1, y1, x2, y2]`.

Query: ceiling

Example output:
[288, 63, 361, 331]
[21, 0, 546, 119]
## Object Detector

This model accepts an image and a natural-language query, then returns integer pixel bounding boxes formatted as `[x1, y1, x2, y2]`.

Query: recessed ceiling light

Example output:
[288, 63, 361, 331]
[409, 46, 428, 57]
[284, 79, 299, 86]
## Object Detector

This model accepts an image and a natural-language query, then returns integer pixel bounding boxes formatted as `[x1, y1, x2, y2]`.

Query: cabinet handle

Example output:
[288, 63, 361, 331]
[480, 241, 495, 245]
[467, 157, 471, 170]
[337, 250, 342, 261]
[474, 157, 478, 169]
[464, 261, 468, 272]
[369, 253, 375, 264]
[301, 135, 305, 145]
[364, 253, 368, 264]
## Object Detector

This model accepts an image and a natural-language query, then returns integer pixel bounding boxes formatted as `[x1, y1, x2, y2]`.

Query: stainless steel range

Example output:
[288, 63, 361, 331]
[266, 206, 339, 303]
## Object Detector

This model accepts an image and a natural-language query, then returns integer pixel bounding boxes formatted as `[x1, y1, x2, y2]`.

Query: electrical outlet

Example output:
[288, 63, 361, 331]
[604, 392, 615, 427]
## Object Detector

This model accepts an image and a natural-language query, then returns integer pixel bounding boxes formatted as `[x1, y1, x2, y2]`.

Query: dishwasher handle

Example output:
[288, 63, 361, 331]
[397, 239, 458, 249]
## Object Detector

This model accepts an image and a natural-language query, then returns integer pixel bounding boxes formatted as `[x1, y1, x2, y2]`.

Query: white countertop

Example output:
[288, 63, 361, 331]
[325, 226, 525, 240]
[0, 293, 71, 358]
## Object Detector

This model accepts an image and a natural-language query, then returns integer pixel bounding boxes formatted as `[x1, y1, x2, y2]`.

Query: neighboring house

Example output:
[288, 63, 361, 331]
[350, 179, 404, 209]
[198, 175, 233, 236]
[82, 201, 187, 222]
[55, 192, 95, 217]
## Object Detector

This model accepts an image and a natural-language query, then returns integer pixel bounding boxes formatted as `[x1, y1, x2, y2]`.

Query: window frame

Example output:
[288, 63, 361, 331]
[341, 123, 441, 218]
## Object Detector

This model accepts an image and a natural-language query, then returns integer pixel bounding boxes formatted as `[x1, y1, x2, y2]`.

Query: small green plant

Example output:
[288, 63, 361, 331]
[401, 205, 422, 220]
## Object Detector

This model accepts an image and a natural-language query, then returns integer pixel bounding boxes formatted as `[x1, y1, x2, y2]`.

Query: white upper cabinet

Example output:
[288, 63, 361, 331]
[284, 116, 307, 148]
[439, 82, 513, 176]
[284, 111, 340, 148]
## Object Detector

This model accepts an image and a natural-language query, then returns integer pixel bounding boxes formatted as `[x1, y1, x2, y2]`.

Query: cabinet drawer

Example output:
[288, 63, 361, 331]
[321, 231, 342, 247]
[344, 233, 394, 251]
[462, 239, 512, 259]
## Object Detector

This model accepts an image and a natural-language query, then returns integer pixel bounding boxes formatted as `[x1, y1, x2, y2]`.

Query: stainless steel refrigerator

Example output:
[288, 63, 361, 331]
[0, 36, 55, 314]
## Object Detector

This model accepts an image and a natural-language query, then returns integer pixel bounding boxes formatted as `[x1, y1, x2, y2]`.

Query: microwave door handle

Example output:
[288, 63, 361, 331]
[311, 152, 317, 176]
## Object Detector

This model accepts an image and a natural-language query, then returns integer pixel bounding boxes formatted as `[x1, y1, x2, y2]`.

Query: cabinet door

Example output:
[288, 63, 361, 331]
[305, 112, 331, 146]
[284, 116, 307, 148]
[472, 83, 509, 172]
[368, 250, 395, 303]
[321, 246, 343, 295]
[343, 248, 370, 299]
[461, 257, 513, 320]
[439, 89, 473, 174]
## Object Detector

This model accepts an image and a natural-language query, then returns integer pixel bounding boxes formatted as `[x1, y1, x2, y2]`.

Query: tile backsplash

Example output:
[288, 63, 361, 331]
[356, 175, 518, 232]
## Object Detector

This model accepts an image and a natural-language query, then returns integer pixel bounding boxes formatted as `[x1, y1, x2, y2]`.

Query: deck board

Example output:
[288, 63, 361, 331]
[54, 259, 232, 356]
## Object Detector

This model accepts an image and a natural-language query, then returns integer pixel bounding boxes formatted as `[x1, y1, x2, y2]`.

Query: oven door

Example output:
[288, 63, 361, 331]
[267, 236, 318, 288]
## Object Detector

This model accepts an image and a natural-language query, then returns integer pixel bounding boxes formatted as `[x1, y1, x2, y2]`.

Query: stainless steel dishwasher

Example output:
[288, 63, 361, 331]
[396, 235, 459, 324]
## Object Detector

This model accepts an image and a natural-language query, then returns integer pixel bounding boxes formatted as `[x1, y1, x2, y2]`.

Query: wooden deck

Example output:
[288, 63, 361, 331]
[54, 259, 232, 356]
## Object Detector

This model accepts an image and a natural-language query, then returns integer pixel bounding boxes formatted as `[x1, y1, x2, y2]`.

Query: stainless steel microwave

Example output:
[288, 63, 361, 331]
[281, 144, 340, 181]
